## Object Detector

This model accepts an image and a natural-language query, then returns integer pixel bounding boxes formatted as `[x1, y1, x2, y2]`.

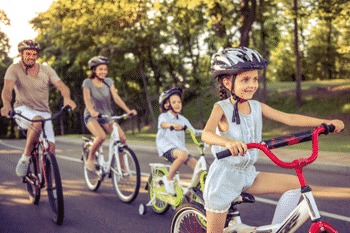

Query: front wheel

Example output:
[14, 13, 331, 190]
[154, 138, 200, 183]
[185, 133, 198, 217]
[111, 146, 140, 203]
[309, 221, 338, 233]
[43, 152, 64, 225]
[170, 202, 207, 233]
[82, 143, 101, 191]
[26, 155, 41, 205]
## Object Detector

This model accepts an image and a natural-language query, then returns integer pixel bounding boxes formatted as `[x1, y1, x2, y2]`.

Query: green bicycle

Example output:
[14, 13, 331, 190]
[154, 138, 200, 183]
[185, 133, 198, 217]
[139, 127, 209, 215]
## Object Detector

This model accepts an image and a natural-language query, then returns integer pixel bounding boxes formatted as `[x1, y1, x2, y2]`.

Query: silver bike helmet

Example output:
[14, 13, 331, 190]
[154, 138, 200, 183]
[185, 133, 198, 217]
[18, 39, 41, 53]
[211, 47, 269, 124]
[88, 56, 109, 70]
[159, 87, 182, 112]
[211, 46, 269, 79]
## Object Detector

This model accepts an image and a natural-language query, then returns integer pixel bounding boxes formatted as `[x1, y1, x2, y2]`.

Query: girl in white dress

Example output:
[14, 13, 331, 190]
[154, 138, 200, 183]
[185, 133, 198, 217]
[202, 47, 344, 232]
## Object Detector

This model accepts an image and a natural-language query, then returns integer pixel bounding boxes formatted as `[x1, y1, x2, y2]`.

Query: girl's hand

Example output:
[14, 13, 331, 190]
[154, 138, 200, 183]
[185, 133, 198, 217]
[225, 140, 247, 157]
[172, 124, 184, 131]
[91, 111, 100, 119]
[329, 120, 344, 133]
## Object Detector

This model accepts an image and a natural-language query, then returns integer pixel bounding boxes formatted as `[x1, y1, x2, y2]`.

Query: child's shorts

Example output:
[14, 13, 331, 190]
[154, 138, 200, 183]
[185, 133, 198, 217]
[162, 148, 193, 163]
[203, 157, 259, 213]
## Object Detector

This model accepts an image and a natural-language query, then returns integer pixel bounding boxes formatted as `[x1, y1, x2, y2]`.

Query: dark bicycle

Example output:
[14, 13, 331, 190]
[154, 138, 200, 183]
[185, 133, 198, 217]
[8, 106, 71, 225]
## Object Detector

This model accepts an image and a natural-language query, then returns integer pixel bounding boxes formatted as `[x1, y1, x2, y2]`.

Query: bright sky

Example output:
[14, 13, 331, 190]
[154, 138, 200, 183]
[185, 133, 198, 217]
[1, 0, 55, 61]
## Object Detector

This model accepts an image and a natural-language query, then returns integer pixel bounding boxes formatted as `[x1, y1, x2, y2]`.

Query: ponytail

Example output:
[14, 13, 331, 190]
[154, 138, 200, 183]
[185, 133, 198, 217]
[218, 74, 236, 100]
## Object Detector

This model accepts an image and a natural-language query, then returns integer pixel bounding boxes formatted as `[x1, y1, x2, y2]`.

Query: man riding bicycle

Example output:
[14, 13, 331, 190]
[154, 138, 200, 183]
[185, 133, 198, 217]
[0, 39, 76, 177]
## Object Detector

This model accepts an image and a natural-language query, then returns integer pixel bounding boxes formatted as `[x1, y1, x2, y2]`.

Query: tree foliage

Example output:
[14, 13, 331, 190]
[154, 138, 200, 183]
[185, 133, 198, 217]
[2, 0, 348, 136]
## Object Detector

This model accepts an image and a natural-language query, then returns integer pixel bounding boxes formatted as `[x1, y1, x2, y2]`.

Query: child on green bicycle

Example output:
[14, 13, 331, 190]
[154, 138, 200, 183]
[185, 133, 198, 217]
[201, 47, 344, 233]
[156, 87, 202, 195]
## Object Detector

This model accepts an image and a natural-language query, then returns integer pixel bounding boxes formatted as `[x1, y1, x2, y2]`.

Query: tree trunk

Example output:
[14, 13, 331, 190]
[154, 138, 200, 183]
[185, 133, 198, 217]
[137, 54, 157, 125]
[240, 0, 257, 47]
[294, 0, 302, 108]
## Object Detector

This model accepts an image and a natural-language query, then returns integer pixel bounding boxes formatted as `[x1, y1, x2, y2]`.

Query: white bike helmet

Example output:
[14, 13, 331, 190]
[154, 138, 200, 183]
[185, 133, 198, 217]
[211, 47, 269, 124]
[211, 46, 269, 79]
[159, 87, 182, 112]
[88, 56, 109, 70]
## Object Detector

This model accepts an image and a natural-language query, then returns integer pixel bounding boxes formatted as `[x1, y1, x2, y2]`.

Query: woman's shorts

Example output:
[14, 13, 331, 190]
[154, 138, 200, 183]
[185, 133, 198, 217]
[84, 115, 110, 126]
[14, 106, 55, 143]
[162, 148, 193, 163]
[203, 158, 259, 213]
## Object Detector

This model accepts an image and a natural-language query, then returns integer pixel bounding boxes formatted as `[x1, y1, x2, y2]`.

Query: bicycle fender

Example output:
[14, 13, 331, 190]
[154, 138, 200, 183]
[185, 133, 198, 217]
[308, 221, 338, 233]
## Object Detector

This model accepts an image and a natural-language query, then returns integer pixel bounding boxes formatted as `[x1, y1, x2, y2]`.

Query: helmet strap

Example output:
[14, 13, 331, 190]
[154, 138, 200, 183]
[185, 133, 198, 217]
[21, 60, 35, 75]
[230, 76, 246, 125]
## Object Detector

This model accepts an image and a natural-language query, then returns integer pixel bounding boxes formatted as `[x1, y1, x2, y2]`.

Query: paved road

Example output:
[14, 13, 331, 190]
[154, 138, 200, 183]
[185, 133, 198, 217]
[0, 139, 349, 232]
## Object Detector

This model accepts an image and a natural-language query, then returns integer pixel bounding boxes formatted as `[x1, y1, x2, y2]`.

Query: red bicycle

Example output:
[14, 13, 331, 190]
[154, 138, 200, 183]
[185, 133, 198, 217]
[170, 124, 339, 233]
[8, 106, 71, 225]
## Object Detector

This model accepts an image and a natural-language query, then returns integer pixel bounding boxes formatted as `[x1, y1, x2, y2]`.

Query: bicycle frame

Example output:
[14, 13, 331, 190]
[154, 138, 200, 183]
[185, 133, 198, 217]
[216, 124, 338, 233]
[88, 114, 131, 179]
[146, 128, 208, 208]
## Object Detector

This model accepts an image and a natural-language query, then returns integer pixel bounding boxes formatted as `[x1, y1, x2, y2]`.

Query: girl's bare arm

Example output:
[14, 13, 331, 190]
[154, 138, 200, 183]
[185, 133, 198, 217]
[261, 103, 344, 132]
[202, 104, 247, 156]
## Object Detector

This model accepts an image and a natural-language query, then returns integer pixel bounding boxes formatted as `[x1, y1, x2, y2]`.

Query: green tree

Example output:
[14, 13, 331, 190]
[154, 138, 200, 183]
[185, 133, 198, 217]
[0, 10, 13, 138]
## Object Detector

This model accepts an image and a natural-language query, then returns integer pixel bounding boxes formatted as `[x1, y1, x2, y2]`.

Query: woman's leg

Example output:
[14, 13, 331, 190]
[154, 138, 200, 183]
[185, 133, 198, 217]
[206, 211, 228, 233]
[86, 120, 107, 170]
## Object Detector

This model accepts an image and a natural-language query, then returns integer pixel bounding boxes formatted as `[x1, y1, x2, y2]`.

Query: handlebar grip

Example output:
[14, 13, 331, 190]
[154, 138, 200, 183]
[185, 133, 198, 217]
[320, 123, 335, 135]
[8, 110, 16, 119]
[63, 105, 72, 112]
[170, 125, 187, 131]
[216, 149, 232, 160]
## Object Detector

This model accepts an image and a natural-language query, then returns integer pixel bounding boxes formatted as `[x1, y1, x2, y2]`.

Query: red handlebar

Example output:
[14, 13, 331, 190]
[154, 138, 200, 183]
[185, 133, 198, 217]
[217, 125, 333, 169]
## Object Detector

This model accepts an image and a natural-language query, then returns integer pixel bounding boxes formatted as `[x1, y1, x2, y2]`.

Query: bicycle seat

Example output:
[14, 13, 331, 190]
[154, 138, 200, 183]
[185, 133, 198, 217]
[231, 192, 255, 206]
[17, 126, 28, 136]
[82, 136, 94, 142]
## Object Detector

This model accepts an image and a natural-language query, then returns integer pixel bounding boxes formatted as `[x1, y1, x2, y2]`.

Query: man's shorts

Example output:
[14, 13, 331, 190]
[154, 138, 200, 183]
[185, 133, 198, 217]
[162, 148, 193, 163]
[14, 105, 55, 143]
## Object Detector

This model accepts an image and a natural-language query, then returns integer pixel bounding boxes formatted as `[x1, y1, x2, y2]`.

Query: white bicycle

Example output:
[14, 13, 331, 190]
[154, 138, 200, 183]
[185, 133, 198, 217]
[170, 124, 339, 233]
[82, 113, 141, 203]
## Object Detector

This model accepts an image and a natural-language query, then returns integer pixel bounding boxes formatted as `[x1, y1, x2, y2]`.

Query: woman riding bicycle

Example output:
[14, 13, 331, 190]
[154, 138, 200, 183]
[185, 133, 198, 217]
[82, 56, 137, 172]
[201, 46, 344, 233]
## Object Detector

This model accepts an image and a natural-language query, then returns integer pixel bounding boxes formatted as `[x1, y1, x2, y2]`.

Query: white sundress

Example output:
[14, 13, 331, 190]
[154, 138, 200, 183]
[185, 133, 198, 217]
[203, 99, 263, 213]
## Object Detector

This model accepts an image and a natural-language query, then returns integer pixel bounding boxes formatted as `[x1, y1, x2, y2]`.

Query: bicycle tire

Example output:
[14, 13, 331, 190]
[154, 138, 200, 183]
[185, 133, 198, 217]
[43, 152, 64, 225]
[82, 142, 101, 191]
[111, 146, 140, 203]
[170, 202, 207, 233]
[148, 169, 170, 215]
[26, 154, 41, 205]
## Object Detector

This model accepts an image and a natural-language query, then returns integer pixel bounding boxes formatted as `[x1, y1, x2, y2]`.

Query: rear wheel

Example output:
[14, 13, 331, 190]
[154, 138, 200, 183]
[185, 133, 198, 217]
[44, 152, 64, 225]
[25, 153, 41, 205]
[111, 146, 140, 203]
[82, 143, 101, 191]
[170, 202, 207, 233]
[148, 169, 170, 215]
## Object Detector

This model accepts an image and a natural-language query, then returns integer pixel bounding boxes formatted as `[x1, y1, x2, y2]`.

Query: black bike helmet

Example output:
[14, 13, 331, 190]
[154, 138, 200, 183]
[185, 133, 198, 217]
[211, 46, 269, 79]
[18, 39, 41, 53]
[88, 56, 109, 70]
[211, 46, 269, 124]
[159, 87, 182, 112]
